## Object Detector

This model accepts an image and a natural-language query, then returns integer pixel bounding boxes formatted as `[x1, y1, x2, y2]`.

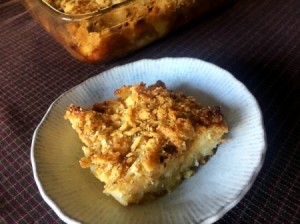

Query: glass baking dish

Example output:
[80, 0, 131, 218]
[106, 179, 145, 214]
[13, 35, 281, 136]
[23, 0, 234, 63]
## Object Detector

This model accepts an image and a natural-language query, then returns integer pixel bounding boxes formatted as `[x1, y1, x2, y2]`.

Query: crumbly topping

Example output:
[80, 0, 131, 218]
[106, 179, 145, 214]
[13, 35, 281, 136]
[45, 0, 126, 14]
[64, 81, 228, 205]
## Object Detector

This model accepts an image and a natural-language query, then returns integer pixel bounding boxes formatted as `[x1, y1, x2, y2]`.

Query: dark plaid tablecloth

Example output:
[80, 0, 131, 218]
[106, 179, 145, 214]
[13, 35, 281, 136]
[1, 0, 299, 223]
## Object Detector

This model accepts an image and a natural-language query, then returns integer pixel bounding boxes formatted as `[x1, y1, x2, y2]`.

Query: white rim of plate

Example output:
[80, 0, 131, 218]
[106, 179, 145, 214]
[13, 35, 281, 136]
[31, 57, 266, 224]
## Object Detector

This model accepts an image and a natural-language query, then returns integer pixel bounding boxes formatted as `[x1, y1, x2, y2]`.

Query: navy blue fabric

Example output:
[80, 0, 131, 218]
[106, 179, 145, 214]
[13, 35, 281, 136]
[1, 0, 299, 223]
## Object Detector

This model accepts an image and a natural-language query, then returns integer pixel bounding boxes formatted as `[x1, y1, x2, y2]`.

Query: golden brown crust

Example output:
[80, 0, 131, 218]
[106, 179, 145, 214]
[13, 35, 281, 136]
[40, 0, 232, 62]
[44, 0, 126, 14]
[64, 81, 228, 205]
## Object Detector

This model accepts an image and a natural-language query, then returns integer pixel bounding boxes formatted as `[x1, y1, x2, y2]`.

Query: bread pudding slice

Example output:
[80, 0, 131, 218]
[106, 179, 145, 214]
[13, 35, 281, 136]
[64, 81, 228, 205]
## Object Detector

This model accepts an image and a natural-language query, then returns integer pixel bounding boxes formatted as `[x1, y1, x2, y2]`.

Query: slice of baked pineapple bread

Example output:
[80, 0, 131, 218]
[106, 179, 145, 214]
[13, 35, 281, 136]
[64, 81, 228, 205]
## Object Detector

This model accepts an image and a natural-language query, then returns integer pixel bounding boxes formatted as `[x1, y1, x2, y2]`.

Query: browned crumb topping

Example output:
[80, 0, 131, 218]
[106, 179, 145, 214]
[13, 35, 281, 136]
[38, 0, 231, 62]
[64, 81, 228, 205]
[44, 0, 126, 14]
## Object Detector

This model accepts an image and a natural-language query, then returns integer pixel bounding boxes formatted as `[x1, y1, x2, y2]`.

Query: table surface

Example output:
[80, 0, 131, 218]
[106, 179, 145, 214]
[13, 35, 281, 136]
[1, 0, 299, 223]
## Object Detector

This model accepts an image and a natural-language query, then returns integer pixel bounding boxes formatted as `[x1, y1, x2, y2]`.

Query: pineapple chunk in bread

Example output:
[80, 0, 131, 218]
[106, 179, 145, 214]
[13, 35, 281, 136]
[64, 81, 228, 205]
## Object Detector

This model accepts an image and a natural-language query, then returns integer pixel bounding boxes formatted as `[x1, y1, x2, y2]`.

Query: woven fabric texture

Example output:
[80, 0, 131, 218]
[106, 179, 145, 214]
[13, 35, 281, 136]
[1, 0, 299, 223]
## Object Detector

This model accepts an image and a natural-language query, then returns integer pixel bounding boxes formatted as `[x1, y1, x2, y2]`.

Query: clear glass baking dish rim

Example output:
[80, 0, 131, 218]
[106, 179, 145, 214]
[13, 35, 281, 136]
[38, 0, 135, 21]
